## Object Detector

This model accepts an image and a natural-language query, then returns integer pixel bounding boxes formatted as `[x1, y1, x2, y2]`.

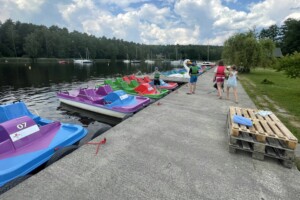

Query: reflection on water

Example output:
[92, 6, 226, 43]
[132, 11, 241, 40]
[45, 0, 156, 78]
[0, 61, 174, 131]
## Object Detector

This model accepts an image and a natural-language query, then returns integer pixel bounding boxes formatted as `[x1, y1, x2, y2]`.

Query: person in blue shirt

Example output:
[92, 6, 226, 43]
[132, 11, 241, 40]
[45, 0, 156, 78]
[187, 61, 199, 94]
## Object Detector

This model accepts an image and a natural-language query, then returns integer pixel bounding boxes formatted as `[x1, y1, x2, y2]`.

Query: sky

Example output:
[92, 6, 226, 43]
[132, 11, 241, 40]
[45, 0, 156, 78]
[0, 0, 300, 45]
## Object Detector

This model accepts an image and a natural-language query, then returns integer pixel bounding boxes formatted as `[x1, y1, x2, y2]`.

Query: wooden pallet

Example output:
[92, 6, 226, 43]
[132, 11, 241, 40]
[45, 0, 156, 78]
[228, 133, 295, 159]
[226, 114, 295, 168]
[228, 106, 298, 150]
[228, 142, 294, 168]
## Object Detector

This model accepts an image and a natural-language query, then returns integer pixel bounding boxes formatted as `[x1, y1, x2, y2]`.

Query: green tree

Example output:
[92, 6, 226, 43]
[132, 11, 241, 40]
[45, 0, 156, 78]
[258, 24, 281, 45]
[23, 31, 41, 60]
[277, 52, 300, 78]
[222, 31, 275, 72]
[259, 39, 276, 68]
[281, 18, 300, 55]
[0, 19, 18, 57]
[0, 19, 224, 60]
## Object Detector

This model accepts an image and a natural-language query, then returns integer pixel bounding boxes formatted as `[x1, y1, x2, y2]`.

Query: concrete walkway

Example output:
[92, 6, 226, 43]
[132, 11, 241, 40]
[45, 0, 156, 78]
[2, 69, 300, 200]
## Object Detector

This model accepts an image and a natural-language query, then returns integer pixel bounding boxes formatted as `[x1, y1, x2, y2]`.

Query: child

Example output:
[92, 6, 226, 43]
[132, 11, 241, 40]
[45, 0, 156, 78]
[225, 65, 231, 80]
[226, 65, 238, 103]
[153, 67, 161, 92]
[187, 62, 199, 94]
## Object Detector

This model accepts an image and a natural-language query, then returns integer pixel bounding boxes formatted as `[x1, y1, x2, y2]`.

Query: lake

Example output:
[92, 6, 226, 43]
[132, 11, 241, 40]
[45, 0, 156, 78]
[0, 61, 175, 132]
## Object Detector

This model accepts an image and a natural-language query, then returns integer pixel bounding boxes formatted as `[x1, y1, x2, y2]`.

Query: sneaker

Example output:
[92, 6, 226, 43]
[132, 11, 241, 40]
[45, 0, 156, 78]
[186, 93, 192, 95]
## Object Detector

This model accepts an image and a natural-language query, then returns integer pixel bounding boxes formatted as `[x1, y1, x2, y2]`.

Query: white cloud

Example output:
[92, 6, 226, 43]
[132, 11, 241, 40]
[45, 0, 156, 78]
[207, 0, 300, 44]
[59, 1, 195, 44]
[223, 0, 237, 3]
[0, 0, 46, 22]
[283, 12, 300, 21]
[97, 0, 148, 8]
[1, 0, 300, 45]
[248, 0, 300, 26]
[58, 0, 98, 23]
[138, 4, 171, 26]
[56, 0, 300, 45]
[0, 1, 11, 22]
[140, 24, 200, 44]
[14, 0, 46, 11]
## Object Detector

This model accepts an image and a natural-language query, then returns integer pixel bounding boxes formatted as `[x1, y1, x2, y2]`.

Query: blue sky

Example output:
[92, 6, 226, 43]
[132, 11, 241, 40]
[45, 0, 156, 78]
[1, 0, 300, 45]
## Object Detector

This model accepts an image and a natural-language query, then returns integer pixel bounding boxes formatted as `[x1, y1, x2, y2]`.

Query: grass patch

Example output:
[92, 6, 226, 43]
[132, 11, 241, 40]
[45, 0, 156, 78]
[239, 68, 300, 141]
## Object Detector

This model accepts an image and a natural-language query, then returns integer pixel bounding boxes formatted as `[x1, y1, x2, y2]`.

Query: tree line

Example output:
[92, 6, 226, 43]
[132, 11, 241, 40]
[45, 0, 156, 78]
[222, 18, 300, 77]
[258, 18, 300, 55]
[0, 19, 223, 61]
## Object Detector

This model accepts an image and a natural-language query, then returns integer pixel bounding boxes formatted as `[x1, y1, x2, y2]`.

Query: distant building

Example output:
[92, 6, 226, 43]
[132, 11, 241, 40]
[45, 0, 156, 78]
[273, 48, 283, 58]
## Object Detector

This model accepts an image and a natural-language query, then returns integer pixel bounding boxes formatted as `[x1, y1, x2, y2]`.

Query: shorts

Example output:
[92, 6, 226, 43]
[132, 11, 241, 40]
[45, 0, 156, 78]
[190, 76, 198, 83]
[154, 79, 160, 85]
[227, 78, 237, 88]
[227, 84, 237, 88]
[216, 76, 225, 83]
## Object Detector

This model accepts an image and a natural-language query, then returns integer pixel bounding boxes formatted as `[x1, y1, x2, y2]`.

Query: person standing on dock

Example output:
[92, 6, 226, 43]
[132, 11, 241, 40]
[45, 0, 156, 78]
[153, 67, 161, 92]
[213, 60, 226, 99]
[187, 61, 199, 94]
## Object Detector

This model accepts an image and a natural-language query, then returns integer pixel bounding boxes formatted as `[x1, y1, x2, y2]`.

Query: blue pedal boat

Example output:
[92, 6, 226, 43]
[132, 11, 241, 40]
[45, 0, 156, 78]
[0, 101, 87, 191]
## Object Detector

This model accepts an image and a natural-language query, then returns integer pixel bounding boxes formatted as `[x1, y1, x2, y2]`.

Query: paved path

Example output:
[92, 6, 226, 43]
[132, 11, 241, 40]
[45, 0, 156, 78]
[2, 68, 300, 200]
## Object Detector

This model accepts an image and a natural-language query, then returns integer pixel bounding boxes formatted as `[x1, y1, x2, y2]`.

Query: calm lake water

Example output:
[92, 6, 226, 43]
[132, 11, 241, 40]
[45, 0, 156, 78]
[0, 61, 174, 132]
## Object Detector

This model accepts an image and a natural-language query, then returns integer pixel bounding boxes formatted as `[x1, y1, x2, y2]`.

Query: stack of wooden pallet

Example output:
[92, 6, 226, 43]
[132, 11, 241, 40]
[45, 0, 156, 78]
[227, 106, 298, 168]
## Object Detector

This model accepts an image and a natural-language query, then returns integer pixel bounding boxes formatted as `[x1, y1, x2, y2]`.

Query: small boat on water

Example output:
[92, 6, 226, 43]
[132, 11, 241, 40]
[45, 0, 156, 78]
[120, 81, 169, 99]
[170, 60, 183, 66]
[149, 79, 178, 90]
[127, 75, 146, 84]
[196, 61, 216, 67]
[74, 48, 93, 64]
[126, 75, 178, 90]
[57, 85, 151, 119]
[97, 78, 169, 99]
[130, 59, 141, 64]
[74, 59, 93, 64]
[58, 60, 68, 64]
[0, 101, 87, 192]
[144, 59, 155, 64]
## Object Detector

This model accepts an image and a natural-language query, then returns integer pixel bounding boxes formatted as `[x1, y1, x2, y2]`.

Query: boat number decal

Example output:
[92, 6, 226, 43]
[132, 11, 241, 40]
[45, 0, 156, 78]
[10, 124, 40, 142]
[148, 87, 154, 91]
[17, 122, 27, 129]
[120, 94, 128, 100]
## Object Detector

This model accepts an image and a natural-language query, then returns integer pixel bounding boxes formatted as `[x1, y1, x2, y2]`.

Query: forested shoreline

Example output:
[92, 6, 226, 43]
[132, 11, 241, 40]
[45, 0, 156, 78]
[1, 18, 299, 64]
[0, 19, 222, 61]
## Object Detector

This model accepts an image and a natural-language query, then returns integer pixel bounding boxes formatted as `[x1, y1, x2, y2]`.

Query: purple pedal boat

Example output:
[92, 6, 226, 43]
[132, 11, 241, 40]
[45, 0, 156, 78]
[0, 101, 87, 193]
[57, 85, 151, 119]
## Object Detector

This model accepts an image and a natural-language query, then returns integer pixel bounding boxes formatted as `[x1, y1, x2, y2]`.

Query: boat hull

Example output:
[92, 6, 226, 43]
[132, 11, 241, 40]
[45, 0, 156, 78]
[73, 59, 93, 64]
[58, 98, 128, 119]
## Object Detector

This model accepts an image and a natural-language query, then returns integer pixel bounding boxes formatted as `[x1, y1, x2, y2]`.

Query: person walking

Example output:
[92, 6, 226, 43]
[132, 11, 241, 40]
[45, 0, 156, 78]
[187, 62, 199, 94]
[226, 65, 238, 103]
[213, 60, 226, 99]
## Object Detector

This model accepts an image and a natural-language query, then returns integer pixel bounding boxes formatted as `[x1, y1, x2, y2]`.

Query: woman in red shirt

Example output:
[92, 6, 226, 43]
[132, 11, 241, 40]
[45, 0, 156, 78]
[213, 60, 226, 99]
